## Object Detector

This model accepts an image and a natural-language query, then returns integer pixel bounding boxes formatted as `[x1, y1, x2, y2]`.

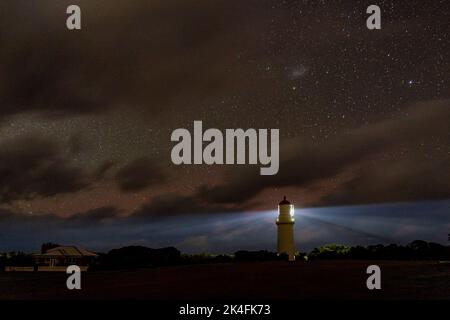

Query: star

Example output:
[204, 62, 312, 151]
[404, 79, 421, 87]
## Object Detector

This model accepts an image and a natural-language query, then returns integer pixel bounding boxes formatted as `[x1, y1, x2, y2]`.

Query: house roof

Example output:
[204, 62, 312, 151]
[34, 246, 97, 257]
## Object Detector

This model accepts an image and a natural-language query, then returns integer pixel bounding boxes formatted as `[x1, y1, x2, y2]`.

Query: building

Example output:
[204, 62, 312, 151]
[276, 196, 295, 261]
[32, 246, 97, 271]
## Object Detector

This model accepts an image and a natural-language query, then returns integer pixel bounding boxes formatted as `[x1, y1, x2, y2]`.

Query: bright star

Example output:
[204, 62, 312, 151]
[406, 79, 419, 86]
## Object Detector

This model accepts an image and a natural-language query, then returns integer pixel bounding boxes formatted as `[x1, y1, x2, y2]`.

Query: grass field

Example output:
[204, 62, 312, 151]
[1, 260, 449, 300]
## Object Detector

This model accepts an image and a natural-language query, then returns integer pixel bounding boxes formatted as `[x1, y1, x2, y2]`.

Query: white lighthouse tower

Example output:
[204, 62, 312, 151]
[276, 196, 295, 261]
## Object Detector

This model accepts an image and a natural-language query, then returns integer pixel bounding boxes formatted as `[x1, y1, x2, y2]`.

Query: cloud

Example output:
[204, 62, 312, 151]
[0, 135, 90, 203]
[132, 193, 248, 218]
[200, 99, 450, 206]
[0, 0, 260, 121]
[0, 132, 168, 204]
[320, 158, 450, 205]
[0, 206, 120, 227]
[65, 206, 121, 226]
[115, 157, 165, 192]
[94, 160, 116, 179]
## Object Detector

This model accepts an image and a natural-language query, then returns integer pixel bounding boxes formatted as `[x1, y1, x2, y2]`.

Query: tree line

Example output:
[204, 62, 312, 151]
[1, 240, 449, 270]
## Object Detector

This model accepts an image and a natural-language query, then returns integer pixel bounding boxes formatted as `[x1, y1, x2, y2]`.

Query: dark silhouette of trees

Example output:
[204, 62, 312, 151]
[2, 239, 449, 272]
[1, 252, 32, 267]
[308, 240, 450, 261]
[309, 244, 350, 259]
[94, 246, 181, 270]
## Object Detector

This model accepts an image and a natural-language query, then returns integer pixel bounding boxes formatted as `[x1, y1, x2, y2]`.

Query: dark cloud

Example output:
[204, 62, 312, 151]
[0, 206, 120, 227]
[0, 135, 89, 203]
[0, 0, 261, 121]
[132, 193, 249, 218]
[0, 207, 23, 223]
[68, 133, 84, 156]
[94, 160, 116, 179]
[65, 206, 120, 226]
[321, 159, 450, 206]
[115, 157, 165, 192]
[200, 99, 450, 205]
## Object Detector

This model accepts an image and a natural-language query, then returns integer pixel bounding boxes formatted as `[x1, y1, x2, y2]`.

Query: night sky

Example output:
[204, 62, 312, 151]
[0, 0, 449, 252]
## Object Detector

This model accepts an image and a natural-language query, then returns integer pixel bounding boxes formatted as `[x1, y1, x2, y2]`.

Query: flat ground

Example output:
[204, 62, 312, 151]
[1, 260, 449, 300]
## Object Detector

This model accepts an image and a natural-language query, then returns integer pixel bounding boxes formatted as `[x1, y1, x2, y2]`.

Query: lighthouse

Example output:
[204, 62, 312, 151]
[276, 196, 295, 261]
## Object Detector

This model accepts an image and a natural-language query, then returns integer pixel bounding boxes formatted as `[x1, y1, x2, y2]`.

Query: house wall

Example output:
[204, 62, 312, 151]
[38, 266, 88, 272]
[5, 266, 34, 272]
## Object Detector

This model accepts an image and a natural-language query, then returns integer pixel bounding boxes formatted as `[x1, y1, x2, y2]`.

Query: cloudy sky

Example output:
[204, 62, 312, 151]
[0, 0, 449, 252]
